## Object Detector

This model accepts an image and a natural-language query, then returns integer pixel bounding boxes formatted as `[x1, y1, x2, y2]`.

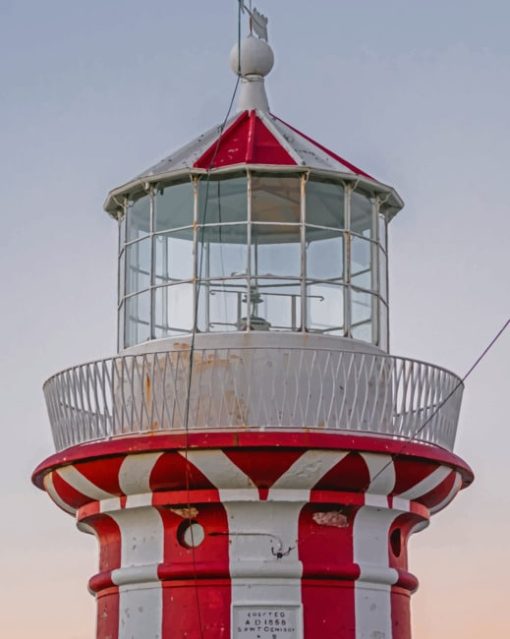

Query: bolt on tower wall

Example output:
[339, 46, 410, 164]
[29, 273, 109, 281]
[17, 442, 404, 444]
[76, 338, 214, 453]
[34, 14, 473, 639]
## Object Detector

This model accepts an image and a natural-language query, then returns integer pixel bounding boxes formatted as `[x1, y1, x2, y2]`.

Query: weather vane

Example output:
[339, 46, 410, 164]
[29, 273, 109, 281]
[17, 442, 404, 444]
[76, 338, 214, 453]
[239, 0, 269, 42]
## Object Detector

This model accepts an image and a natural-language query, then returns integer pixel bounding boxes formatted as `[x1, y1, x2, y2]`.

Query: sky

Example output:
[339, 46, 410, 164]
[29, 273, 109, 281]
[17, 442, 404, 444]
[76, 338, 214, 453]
[1, 0, 509, 637]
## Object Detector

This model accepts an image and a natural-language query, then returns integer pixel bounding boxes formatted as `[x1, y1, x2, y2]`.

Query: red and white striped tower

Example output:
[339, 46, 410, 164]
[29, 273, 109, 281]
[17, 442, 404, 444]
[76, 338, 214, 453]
[34, 15, 473, 639]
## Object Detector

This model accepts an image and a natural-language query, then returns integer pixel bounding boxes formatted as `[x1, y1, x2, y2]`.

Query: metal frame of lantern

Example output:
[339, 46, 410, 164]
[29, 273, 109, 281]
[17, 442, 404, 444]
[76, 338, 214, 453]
[110, 166, 403, 353]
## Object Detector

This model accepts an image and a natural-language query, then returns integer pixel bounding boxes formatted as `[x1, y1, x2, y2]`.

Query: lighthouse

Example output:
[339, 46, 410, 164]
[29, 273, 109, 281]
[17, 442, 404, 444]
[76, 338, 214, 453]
[33, 10, 473, 639]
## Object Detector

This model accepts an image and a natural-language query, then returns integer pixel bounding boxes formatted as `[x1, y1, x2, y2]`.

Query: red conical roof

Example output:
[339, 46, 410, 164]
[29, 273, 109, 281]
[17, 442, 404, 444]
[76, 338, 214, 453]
[135, 109, 374, 180]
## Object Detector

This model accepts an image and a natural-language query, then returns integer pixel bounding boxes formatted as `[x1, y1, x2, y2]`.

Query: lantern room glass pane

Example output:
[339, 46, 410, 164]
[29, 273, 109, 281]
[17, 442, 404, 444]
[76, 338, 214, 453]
[379, 301, 389, 351]
[306, 179, 344, 229]
[127, 195, 150, 242]
[126, 238, 151, 295]
[351, 289, 372, 325]
[306, 227, 343, 280]
[197, 280, 247, 332]
[352, 322, 372, 343]
[154, 283, 194, 337]
[119, 250, 125, 299]
[155, 181, 194, 232]
[250, 279, 301, 331]
[251, 224, 301, 278]
[199, 176, 247, 224]
[125, 291, 150, 347]
[307, 283, 344, 334]
[351, 236, 372, 290]
[378, 211, 387, 251]
[252, 175, 301, 224]
[351, 190, 373, 239]
[154, 232, 193, 283]
[379, 248, 388, 301]
[198, 224, 248, 279]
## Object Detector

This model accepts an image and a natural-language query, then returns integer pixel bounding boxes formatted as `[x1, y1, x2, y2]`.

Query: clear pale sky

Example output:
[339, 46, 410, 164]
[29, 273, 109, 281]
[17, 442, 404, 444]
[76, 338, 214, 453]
[1, 1, 509, 637]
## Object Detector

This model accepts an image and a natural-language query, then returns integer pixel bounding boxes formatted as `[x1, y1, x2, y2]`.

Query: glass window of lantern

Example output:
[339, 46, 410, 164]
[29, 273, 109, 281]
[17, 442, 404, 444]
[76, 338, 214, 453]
[198, 175, 247, 225]
[118, 249, 125, 299]
[118, 301, 125, 351]
[379, 248, 388, 301]
[379, 301, 389, 351]
[252, 174, 301, 224]
[251, 224, 301, 279]
[307, 283, 344, 335]
[154, 181, 194, 232]
[352, 321, 372, 343]
[125, 291, 151, 347]
[125, 238, 151, 295]
[306, 227, 343, 281]
[378, 207, 388, 252]
[126, 194, 151, 243]
[306, 178, 344, 229]
[197, 224, 248, 280]
[351, 235, 372, 290]
[197, 280, 247, 332]
[154, 283, 194, 337]
[249, 279, 302, 331]
[351, 289, 373, 326]
[351, 190, 373, 239]
[154, 230, 194, 284]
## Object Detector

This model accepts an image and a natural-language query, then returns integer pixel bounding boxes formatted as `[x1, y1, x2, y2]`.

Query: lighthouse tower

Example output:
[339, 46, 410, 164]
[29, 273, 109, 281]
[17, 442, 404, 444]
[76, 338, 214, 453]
[34, 13, 473, 639]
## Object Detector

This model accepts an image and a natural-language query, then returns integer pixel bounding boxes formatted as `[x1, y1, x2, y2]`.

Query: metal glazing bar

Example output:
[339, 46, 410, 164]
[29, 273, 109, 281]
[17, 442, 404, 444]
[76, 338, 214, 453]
[371, 197, 380, 347]
[149, 187, 156, 340]
[343, 185, 352, 337]
[300, 173, 308, 331]
[246, 171, 252, 330]
[192, 176, 199, 331]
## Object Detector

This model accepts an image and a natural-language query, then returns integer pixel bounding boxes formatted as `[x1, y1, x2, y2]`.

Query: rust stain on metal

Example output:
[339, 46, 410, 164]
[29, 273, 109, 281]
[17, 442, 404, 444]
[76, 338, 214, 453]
[169, 507, 199, 519]
[313, 511, 349, 528]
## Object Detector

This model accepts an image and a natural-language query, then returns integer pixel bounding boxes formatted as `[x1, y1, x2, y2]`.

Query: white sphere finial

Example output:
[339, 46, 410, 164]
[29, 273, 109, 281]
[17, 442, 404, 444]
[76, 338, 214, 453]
[229, 35, 274, 112]
[230, 34, 274, 78]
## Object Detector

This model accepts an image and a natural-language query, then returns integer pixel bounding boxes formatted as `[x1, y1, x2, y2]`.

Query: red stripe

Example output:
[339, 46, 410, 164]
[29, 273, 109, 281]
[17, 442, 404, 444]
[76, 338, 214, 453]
[33, 432, 474, 489]
[299, 503, 360, 638]
[159, 504, 231, 638]
[193, 110, 297, 169]
[150, 451, 219, 492]
[74, 456, 124, 496]
[51, 470, 88, 510]
[96, 587, 120, 639]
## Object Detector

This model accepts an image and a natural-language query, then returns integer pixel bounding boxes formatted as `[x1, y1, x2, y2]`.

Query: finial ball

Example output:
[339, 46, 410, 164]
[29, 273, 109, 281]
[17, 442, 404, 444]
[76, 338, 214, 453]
[230, 35, 274, 77]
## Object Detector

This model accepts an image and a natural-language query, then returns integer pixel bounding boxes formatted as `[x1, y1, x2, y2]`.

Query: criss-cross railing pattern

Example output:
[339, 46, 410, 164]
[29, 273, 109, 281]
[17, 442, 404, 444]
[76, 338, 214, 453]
[44, 348, 463, 452]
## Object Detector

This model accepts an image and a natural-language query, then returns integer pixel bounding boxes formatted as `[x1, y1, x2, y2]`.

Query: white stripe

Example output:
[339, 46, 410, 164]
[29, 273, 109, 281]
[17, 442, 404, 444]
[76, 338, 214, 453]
[226, 500, 305, 638]
[56, 465, 115, 501]
[119, 452, 163, 496]
[353, 506, 399, 639]
[110, 507, 164, 639]
[118, 584, 162, 639]
[362, 453, 396, 495]
[43, 473, 76, 515]
[397, 466, 452, 500]
[270, 450, 348, 491]
[180, 450, 257, 490]
[430, 472, 462, 514]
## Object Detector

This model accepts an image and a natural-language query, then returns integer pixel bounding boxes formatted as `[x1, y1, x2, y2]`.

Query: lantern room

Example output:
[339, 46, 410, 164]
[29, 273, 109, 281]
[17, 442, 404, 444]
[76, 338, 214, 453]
[105, 36, 403, 353]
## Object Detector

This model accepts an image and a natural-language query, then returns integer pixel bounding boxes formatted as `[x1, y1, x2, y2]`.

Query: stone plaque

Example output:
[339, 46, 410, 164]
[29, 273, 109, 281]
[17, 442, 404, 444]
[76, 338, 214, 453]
[233, 605, 301, 638]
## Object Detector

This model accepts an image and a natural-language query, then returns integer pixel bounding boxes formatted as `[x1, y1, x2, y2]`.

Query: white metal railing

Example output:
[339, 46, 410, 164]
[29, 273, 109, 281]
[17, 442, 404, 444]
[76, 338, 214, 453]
[43, 347, 463, 452]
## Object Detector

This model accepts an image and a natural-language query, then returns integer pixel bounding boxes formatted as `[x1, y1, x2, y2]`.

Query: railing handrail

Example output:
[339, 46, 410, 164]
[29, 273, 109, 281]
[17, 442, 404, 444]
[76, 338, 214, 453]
[43, 346, 463, 390]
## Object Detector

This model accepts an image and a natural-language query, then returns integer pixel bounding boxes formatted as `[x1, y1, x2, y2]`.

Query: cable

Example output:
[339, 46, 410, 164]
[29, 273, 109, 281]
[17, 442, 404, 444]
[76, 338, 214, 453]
[179, 3, 243, 635]
[366, 316, 510, 490]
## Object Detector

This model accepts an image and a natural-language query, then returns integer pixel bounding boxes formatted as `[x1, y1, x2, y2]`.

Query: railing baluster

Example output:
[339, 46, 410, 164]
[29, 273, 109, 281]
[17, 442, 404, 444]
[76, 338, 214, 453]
[42, 347, 463, 453]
